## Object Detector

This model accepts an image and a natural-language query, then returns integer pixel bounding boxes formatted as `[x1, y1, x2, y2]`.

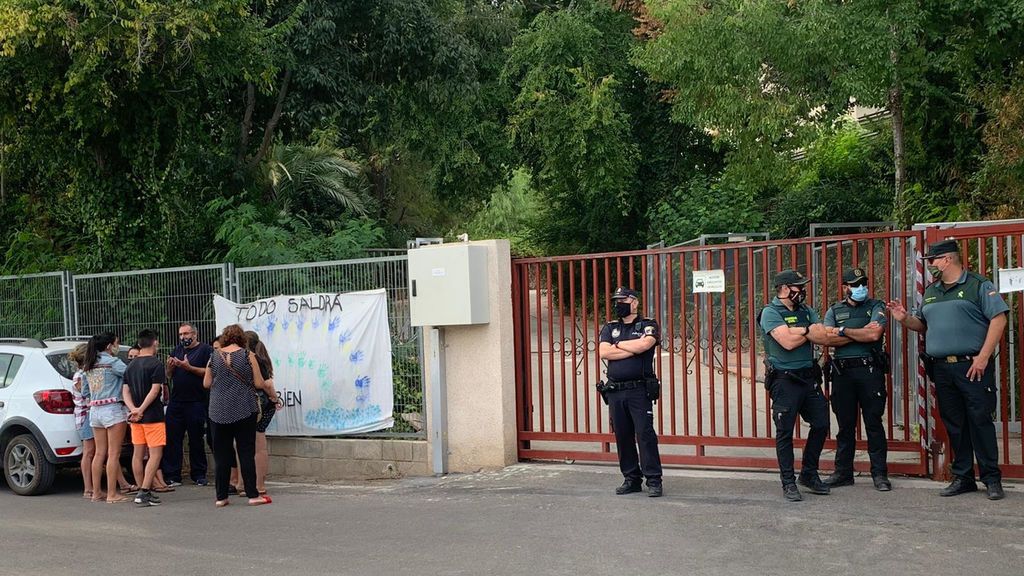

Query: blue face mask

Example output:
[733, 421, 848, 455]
[850, 285, 869, 302]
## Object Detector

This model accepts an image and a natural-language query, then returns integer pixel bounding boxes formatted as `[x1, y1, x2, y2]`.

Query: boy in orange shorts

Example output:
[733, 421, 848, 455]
[123, 329, 167, 507]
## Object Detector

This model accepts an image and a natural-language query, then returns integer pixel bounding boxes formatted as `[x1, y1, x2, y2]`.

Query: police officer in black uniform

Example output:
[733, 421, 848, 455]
[597, 287, 663, 497]
[822, 268, 892, 491]
[759, 270, 832, 502]
[888, 240, 1007, 500]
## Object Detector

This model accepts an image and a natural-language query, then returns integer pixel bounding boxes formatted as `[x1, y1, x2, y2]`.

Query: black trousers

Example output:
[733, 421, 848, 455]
[608, 387, 662, 485]
[162, 400, 208, 483]
[211, 415, 259, 500]
[830, 363, 888, 477]
[771, 373, 829, 486]
[932, 359, 1001, 483]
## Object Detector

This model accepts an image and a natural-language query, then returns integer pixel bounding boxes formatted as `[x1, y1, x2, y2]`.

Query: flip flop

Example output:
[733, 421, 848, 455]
[122, 485, 140, 495]
[82, 491, 93, 499]
[152, 486, 176, 493]
[106, 496, 131, 504]
[247, 495, 272, 506]
[215, 500, 230, 508]
[257, 489, 268, 496]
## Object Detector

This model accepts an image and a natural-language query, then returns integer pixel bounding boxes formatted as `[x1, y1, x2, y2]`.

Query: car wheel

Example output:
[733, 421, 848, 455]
[3, 434, 56, 496]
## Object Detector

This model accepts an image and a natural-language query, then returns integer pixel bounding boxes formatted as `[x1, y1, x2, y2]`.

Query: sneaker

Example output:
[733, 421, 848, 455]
[797, 475, 831, 495]
[939, 477, 978, 497]
[166, 480, 183, 488]
[985, 481, 1005, 501]
[194, 478, 209, 486]
[134, 492, 161, 507]
[783, 484, 803, 502]
[615, 480, 643, 495]
[148, 493, 162, 504]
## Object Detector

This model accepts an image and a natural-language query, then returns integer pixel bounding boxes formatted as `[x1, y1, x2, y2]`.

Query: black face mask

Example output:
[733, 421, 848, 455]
[180, 337, 194, 347]
[614, 302, 632, 318]
[787, 287, 807, 305]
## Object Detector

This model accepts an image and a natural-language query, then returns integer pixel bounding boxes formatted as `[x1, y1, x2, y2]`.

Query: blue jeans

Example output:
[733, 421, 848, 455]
[162, 401, 208, 483]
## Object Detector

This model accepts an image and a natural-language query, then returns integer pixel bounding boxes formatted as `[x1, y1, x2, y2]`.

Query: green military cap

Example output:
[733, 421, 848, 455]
[773, 269, 809, 287]
[842, 267, 868, 284]
[923, 240, 959, 260]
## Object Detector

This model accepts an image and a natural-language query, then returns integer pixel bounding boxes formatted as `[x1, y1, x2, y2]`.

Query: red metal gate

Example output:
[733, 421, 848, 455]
[513, 225, 1024, 478]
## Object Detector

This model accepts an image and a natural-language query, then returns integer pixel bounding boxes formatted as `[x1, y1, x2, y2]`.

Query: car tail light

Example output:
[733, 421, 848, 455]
[55, 447, 76, 456]
[34, 389, 75, 414]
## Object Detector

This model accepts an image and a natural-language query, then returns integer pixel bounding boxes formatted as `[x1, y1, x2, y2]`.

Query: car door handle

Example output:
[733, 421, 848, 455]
[0, 401, 4, 407]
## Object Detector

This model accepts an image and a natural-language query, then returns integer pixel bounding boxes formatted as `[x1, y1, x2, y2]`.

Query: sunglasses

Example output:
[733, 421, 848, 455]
[846, 279, 867, 288]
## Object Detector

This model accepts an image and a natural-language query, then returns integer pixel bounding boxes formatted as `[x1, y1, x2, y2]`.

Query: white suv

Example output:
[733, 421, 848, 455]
[0, 338, 98, 495]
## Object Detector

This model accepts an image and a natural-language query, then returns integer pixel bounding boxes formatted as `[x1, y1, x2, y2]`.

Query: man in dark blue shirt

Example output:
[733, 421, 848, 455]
[598, 287, 663, 498]
[161, 322, 213, 487]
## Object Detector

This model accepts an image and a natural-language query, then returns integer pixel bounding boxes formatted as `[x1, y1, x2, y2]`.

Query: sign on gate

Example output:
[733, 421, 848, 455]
[692, 269, 726, 293]
[214, 290, 395, 435]
[997, 267, 1024, 293]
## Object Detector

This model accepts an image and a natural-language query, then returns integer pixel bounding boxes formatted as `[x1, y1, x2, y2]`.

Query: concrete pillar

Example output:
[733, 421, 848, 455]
[423, 239, 516, 472]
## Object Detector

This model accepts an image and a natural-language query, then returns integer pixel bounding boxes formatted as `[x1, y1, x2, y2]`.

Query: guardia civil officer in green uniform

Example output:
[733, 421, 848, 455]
[822, 268, 892, 491]
[759, 270, 832, 502]
[888, 240, 1007, 500]
[598, 287, 663, 498]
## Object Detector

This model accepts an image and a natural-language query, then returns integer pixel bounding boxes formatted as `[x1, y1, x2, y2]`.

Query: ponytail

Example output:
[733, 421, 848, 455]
[83, 332, 117, 371]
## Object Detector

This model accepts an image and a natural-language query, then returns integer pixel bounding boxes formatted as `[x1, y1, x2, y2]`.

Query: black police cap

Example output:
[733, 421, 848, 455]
[842, 267, 868, 284]
[922, 239, 959, 260]
[611, 286, 640, 300]
[773, 269, 809, 287]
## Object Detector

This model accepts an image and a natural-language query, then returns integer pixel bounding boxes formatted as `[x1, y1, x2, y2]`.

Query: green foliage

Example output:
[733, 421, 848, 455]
[209, 199, 383, 268]
[648, 176, 763, 245]
[464, 168, 544, 257]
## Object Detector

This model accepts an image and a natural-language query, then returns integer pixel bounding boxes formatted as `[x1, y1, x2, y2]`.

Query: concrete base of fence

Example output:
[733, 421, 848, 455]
[267, 438, 430, 481]
[182, 438, 430, 483]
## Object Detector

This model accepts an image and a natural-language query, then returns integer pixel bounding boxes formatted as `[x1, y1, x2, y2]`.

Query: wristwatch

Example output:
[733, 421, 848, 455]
[802, 326, 810, 336]
[838, 326, 847, 337]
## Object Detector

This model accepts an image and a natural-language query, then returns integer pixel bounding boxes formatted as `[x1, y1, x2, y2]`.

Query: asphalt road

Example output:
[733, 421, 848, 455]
[1, 464, 1021, 576]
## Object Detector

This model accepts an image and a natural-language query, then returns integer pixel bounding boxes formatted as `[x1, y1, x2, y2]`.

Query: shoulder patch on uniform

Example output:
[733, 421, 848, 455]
[644, 325, 655, 336]
[611, 328, 620, 338]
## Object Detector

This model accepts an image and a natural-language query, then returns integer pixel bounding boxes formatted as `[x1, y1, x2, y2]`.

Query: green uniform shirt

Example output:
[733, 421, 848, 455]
[823, 298, 887, 359]
[759, 297, 819, 370]
[915, 271, 1008, 357]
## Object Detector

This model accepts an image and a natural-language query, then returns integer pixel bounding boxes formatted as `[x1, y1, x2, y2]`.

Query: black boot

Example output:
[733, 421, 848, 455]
[798, 474, 831, 495]
[872, 475, 892, 492]
[647, 483, 663, 498]
[939, 477, 978, 497]
[985, 481, 1005, 501]
[615, 480, 643, 495]
[824, 472, 854, 487]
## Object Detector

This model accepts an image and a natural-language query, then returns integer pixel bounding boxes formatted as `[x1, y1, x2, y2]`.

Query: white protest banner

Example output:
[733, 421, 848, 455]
[213, 289, 394, 435]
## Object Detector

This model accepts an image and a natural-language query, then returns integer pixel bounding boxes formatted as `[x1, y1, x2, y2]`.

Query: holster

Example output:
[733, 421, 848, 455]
[871, 347, 891, 374]
[596, 380, 610, 405]
[644, 377, 661, 403]
[763, 361, 777, 393]
[921, 353, 935, 381]
[821, 357, 834, 394]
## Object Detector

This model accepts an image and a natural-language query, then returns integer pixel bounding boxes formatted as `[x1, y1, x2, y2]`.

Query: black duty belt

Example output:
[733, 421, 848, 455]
[928, 354, 978, 364]
[778, 367, 816, 380]
[833, 357, 873, 369]
[605, 379, 646, 391]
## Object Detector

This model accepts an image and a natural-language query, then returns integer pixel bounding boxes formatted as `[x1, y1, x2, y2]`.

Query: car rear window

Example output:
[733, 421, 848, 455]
[47, 353, 76, 380]
[47, 348, 132, 380]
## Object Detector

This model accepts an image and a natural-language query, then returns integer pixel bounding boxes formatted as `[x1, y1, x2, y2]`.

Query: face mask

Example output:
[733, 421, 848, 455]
[180, 337, 194, 347]
[787, 287, 806, 304]
[614, 302, 632, 318]
[927, 265, 941, 278]
[850, 285, 869, 302]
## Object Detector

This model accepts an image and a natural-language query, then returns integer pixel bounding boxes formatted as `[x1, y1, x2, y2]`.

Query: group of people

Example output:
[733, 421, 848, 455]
[599, 240, 1008, 503]
[69, 322, 284, 508]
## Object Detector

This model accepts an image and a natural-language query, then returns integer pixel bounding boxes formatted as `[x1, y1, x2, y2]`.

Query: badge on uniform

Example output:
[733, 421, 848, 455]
[644, 326, 655, 336]
[612, 328, 620, 338]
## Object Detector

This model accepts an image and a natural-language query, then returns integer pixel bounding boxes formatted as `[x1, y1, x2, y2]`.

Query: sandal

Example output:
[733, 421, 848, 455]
[215, 499, 230, 508]
[106, 496, 131, 504]
[152, 486, 176, 493]
[248, 495, 272, 506]
[227, 485, 239, 495]
[122, 484, 140, 495]
[257, 489, 268, 496]
[82, 491, 93, 499]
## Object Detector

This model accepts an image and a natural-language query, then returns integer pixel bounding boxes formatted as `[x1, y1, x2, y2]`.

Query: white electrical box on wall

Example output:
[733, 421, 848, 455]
[408, 244, 490, 326]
